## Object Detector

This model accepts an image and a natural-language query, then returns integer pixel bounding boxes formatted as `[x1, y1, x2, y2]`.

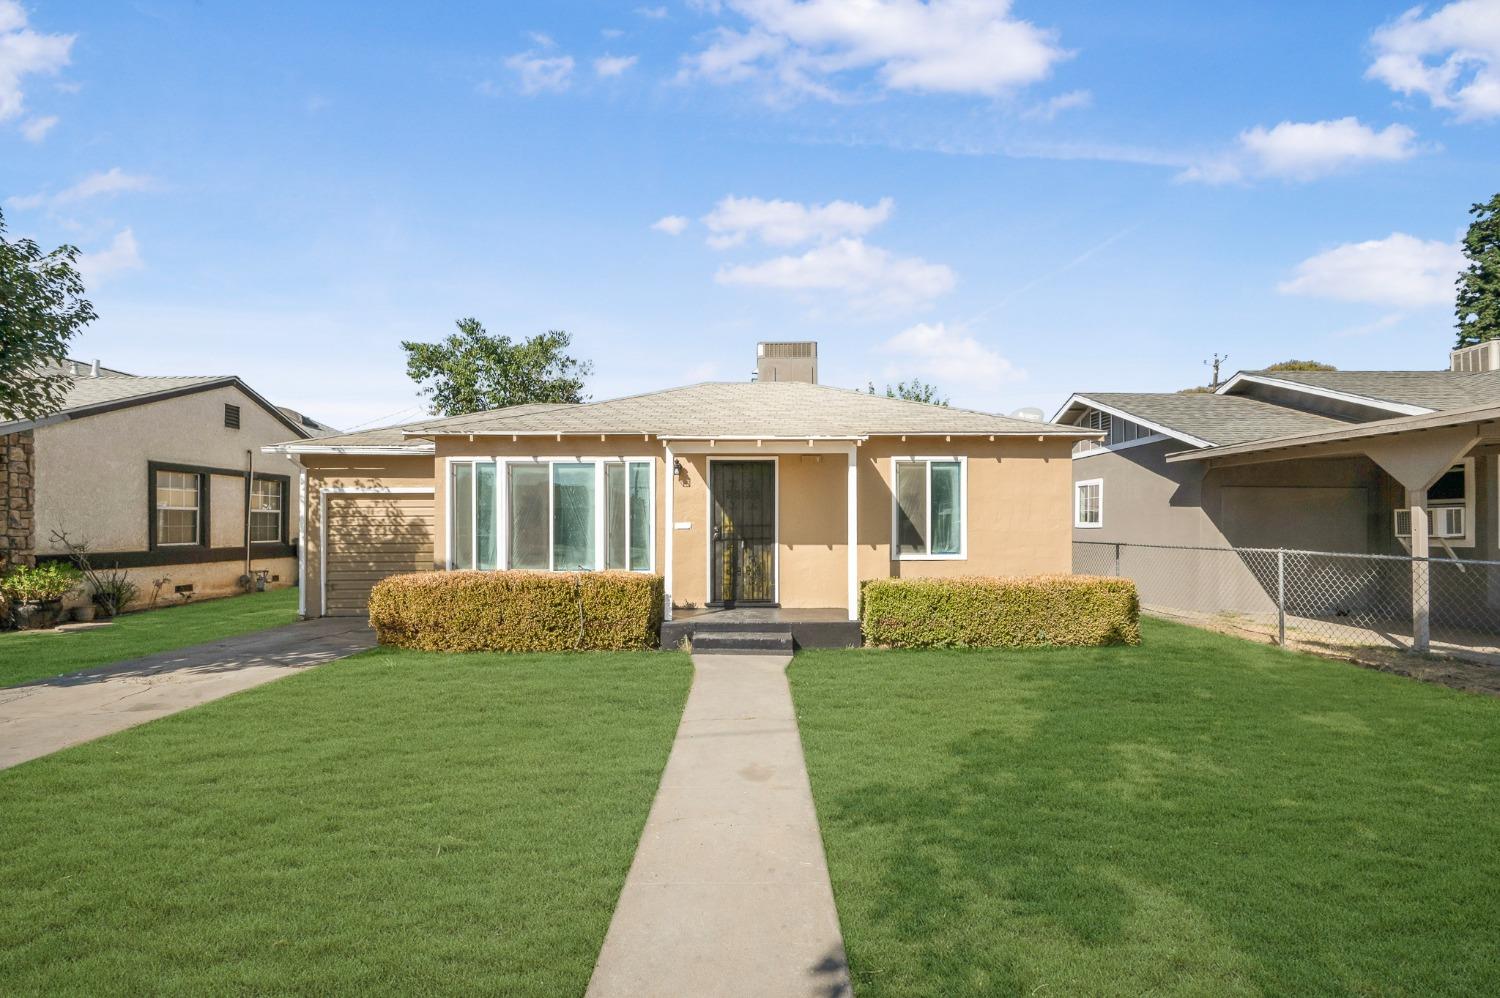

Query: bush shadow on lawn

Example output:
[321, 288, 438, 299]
[793, 619, 1500, 997]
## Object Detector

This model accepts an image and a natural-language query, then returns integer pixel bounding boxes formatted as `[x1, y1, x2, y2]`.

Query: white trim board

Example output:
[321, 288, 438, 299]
[1215, 373, 1432, 416]
[1053, 394, 1213, 450]
[1071, 433, 1171, 459]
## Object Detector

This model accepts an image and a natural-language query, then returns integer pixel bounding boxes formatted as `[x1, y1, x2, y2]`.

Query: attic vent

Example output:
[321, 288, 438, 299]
[224, 403, 241, 429]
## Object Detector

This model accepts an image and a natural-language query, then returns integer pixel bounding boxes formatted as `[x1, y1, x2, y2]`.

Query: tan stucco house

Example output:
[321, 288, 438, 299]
[1, 359, 327, 608]
[270, 343, 1096, 623]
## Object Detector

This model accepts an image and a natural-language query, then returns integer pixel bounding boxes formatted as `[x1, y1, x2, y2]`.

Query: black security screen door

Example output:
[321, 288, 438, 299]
[711, 461, 776, 605]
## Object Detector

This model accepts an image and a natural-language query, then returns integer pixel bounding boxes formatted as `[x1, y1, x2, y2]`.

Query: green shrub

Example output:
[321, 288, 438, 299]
[367, 570, 664, 653]
[862, 575, 1140, 649]
[0, 562, 82, 604]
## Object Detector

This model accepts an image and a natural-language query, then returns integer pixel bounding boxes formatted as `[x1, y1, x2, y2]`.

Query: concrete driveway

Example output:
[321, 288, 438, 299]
[0, 617, 375, 770]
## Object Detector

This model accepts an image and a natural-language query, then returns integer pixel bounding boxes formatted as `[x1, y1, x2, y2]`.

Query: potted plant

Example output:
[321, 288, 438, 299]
[0, 562, 83, 630]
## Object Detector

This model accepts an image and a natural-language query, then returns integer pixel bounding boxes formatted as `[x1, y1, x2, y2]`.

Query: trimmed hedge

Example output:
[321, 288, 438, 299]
[368, 570, 664, 653]
[861, 575, 1140, 649]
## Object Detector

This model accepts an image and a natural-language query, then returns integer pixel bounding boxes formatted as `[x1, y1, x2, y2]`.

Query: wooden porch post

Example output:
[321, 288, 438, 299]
[847, 449, 859, 622]
[1408, 488, 1430, 652]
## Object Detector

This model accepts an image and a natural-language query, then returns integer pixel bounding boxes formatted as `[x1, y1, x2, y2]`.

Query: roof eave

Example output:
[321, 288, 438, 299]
[1216, 372, 1433, 416]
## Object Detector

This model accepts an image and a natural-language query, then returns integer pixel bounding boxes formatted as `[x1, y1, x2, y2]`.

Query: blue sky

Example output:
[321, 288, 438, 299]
[2, 1, 1497, 429]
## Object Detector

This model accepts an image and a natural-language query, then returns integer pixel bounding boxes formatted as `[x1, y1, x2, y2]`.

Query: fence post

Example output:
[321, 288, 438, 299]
[1276, 548, 1286, 648]
[1113, 543, 1121, 578]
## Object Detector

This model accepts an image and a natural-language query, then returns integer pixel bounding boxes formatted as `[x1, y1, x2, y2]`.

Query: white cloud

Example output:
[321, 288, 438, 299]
[652, 214, 690, 235]
[19, 112, 54, 140]
[7, 167, 153, 210]
[595, 53, 639, 77]
[878, 322, 1022, 386]
[1021, 88, 1091, 120]
[1180, 117, 1420, 184]
[527, 31, 556, 48]
[1368, 1, 1500, 121]
[505, 51, 575, 94]
[681, 0, 1069, 101]
[1277, 233, 1464, 308]
[715, 237, 955, 307]
[0, 0, 73, 124]
[635, 5, 669, 18]
[702, 195, 893, 248]
[78, 229, 143, 282]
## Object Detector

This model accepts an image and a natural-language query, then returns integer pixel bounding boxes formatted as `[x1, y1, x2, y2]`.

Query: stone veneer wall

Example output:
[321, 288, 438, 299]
[0, 430, 36, 572]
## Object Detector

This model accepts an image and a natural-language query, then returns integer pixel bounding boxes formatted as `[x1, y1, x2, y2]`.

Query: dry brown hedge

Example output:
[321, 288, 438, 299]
[367, 570, 664, 652]
[861, 574, 1140, 649]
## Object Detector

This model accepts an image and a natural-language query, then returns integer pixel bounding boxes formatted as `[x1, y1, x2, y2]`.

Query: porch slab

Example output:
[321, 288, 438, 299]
[661, 607, 861, 651]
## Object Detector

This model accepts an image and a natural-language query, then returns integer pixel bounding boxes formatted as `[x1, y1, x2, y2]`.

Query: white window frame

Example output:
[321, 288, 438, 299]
[1426, 457, 1474, 548]
[1075, 478, 1104, 529]
[249, 477, 283, 544]
[444, 456, 656, 573]
[155, 470, 202, 547]
[889, 455, 967, 561]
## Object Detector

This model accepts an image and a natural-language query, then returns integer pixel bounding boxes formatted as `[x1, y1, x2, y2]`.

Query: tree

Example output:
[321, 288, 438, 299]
[1456, 193, 1500, 347]
[402, 320, 593, 416]
[0, 208, 97, 421]
[866, 380, 949, 406]
[1264, 360, 1337, 372]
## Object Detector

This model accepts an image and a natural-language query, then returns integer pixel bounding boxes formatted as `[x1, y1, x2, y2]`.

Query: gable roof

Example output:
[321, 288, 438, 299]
[1220, 369, 1500, 413]
[0, 373, 316, 439]
[402, 382, 1091, 439]
[1056, 392, 1353, 449]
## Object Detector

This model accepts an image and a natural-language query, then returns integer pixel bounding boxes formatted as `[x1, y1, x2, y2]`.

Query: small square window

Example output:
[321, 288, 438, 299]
[224, 403, 241, 429]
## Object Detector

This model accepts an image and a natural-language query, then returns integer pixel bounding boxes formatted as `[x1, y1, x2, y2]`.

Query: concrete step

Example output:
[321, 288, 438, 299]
[690, 630, 795, 655]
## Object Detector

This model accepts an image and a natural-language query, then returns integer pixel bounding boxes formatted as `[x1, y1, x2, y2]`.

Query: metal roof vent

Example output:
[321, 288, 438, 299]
[1451, 341, 1500, 372]
[755, 341, 817, 384]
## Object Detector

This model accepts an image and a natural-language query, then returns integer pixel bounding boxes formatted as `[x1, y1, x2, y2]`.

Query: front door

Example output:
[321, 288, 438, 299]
[710, 461, 776, 605]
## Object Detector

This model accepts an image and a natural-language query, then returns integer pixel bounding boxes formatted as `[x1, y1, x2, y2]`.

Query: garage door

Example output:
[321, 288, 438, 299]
[323, 492, 436, 616]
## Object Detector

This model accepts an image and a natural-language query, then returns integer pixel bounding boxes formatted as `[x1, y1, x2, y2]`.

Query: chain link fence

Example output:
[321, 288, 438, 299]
[1076, 541, 1500, 662]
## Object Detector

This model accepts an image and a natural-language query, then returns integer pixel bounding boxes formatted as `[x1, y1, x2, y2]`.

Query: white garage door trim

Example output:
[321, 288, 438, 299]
[320, 486, 436, 616]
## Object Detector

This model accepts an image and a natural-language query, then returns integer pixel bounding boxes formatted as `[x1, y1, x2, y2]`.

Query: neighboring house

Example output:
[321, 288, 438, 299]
[268, 342, 1096, 622]
[1053, 342, 1500, 644]
[0, 359, 329, 608]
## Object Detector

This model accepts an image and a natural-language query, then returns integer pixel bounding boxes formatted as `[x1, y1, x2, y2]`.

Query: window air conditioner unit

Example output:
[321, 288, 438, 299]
[1394, 506, 1464, 539]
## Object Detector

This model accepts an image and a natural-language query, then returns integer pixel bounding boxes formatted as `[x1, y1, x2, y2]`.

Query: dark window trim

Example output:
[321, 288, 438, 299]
[246, 474, 291, 545]
[147, 461, 292, 552]
[38, 542, 297, 570]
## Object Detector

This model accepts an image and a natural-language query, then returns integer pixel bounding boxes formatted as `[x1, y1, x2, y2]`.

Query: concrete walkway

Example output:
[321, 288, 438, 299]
[587, 653, 852, 998]
[0, 617, 375, 770]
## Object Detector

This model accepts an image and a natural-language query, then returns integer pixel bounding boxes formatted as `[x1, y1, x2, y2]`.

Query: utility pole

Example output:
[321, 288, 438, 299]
[1205, 352, 1228, 389]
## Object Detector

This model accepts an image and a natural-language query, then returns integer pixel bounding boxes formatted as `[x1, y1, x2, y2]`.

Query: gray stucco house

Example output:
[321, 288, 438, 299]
[1053, 342, 1500, 649]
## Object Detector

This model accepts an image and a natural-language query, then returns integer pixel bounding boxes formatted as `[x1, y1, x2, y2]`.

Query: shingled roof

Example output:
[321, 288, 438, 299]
[401, 382, 1090, 439]
[1061, 392, 1353, 448]
[1229, 369, 1500, 412]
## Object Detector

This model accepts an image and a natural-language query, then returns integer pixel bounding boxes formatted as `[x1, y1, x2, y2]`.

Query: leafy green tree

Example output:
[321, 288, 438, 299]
[402, 320, 593, 416]
[1264, 360, 1337, 372]
[866, 380, 949, 406]
[0, 208, 97, 421]
[1456, 193, 1500, 347]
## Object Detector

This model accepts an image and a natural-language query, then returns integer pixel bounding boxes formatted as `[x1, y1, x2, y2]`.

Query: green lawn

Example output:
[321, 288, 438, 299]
[0, 586, 300, 687]
[792, 618, 1500, 997]
[0, 647, 692, 995]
